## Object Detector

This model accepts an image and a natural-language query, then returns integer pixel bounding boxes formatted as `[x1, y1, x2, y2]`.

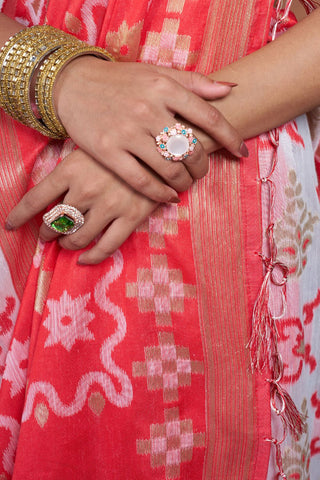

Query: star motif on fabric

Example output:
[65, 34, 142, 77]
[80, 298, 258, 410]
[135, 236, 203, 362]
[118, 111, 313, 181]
[3, 338, 30, 397]
[44, 291, 95, 352]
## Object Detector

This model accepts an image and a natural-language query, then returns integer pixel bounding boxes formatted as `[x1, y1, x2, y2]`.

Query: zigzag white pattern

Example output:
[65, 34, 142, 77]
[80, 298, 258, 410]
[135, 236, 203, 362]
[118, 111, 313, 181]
[24, 0, 46, 25]
[21, 250, 132, 425]
[0, 415, 20, 475]
[81, 0, 109, 44]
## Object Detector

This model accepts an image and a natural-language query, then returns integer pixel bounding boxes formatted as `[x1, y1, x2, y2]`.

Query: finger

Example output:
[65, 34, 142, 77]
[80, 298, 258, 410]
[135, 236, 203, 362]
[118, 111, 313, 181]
[39, 201, 88, 243]
[5, 166, 69, 230]
[77, 215, 147, 265]
[131, 133, 195, 190]
[154, 66, 237, 100]
[183, 145, 209, 179]
[163, 81, 248, 158]
[136, 133, 208, 183]
[58, 205, 114, 251]
[92, 147, 181, 204]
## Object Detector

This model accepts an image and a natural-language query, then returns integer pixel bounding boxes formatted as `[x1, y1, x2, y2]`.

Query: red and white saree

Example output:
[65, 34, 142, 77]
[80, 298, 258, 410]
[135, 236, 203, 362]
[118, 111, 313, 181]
[0, 0, 320, 478]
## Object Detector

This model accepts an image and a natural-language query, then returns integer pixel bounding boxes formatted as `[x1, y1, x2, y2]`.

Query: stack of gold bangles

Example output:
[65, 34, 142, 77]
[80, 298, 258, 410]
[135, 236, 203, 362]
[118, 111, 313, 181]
[0, 24, 114, 139]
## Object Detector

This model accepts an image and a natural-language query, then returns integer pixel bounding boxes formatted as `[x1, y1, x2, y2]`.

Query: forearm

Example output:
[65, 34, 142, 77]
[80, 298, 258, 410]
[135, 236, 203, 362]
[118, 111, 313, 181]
[0, 14, 23, 46]
[204, 8, 320, 148]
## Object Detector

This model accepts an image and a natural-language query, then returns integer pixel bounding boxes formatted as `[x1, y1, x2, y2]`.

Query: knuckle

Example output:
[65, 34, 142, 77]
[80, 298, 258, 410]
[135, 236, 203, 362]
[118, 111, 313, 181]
[131, 100, 152, 119]
[57, 156, 78, 179]
[175, 176, 193, 192]
[188, 71, 202, 91]
[119, 121, 135, 139]
[163, 163, 185, 183]
[126, 205, 142, 223]
[152, 75, 172, 94]
[78, 184, 98, 202]
[96, 133, 113, 156]
[183, 147, 202, 166]
[62, 234, 88, 250]
[206, 107, 222, 127]
[134, 172, 152, 190]
[163, 164, 193, 190]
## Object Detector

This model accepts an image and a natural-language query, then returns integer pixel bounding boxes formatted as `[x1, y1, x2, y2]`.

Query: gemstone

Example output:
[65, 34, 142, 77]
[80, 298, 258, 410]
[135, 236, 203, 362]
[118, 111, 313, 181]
[164, 127, 169, 133]
[51, 214, 74, 233]
[166, 134, 189, 156]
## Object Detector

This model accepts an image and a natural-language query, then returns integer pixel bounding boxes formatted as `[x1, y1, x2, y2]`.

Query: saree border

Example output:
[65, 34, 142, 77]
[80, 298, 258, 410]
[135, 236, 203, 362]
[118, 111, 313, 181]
[190, 1, 274, 478]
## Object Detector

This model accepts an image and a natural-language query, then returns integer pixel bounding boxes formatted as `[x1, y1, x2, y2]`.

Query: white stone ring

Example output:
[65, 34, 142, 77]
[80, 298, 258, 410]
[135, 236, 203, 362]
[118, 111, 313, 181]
[155, 123, 198, 162]
[43, 204, 85, 235]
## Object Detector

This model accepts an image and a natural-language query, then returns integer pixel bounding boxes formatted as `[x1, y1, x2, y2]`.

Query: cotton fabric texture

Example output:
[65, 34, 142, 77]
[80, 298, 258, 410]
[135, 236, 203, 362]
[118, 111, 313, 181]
[0, 0, 320, 479]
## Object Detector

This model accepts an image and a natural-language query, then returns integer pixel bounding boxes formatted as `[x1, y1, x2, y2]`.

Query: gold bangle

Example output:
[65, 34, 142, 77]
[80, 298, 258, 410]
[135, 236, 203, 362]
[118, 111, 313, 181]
[35, 44, 114, 138]
[1, 26, 64, 115]
[0, 25, 114, 139]
[0, 26, 81, 136]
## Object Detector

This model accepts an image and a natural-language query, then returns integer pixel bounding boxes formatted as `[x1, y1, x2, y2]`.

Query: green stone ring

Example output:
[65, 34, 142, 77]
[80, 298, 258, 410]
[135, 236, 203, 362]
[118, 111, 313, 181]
[43, 204, 85, 235]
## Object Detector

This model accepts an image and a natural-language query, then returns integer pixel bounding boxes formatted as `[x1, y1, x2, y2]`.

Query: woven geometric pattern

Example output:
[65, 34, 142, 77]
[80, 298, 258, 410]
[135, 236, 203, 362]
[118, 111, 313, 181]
[133, 332, 204, 402]
[126, 255, 196, 326]
[137, 407, 205, 479]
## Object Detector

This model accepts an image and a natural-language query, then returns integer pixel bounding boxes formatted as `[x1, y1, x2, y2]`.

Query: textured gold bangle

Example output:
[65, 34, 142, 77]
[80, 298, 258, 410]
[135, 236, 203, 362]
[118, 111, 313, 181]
[0, 26, 66, 116]
[0, 27, 45, 118]
[1, 26, 82, 136]
[0, 25, 114, 138]
[35, 44, 115, 138]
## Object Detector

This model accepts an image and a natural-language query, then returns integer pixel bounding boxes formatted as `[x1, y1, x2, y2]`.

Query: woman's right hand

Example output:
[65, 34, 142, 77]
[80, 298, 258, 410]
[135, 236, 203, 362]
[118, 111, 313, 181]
[54, 58, 248, 203]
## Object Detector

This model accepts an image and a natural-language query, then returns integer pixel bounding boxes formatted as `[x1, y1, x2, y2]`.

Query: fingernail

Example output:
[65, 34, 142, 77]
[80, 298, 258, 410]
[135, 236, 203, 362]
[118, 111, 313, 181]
[239, 142, 249, 158]
[169, 196, 181, 204]
[5, 221, 15, 231]
[215, 81, 238, 87]
[77, 257, 87, 265]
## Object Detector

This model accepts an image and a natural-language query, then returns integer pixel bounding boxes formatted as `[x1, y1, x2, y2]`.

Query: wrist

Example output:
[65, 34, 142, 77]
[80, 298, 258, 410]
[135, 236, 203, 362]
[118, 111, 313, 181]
[53, 55, 104, 126]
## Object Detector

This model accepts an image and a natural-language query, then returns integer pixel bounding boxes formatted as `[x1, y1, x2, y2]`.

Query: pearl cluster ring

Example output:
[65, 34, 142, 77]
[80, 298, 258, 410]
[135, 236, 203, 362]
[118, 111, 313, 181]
[155, 123, 198, 162]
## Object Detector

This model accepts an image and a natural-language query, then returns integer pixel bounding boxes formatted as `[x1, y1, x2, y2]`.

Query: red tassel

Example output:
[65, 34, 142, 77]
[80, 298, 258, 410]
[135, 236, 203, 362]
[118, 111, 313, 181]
[281, 389, 306, 439]
[253, 130, 306, 479]
[248, 269, 278, 371]
[270, 355, 307, 440]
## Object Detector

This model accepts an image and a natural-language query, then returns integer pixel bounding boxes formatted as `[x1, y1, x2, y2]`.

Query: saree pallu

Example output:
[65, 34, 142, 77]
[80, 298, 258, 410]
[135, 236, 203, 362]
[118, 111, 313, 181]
[0, 0, 320, 478]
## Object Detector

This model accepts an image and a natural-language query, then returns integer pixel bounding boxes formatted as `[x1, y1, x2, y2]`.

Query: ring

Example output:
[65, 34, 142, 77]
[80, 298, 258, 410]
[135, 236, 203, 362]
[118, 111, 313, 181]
[43, 204, 85, 235]
[155, 123, 198, 161]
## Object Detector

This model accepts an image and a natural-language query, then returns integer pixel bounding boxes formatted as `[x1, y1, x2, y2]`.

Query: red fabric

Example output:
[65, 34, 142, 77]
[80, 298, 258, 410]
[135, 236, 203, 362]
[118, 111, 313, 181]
[0, 1, 288, 479]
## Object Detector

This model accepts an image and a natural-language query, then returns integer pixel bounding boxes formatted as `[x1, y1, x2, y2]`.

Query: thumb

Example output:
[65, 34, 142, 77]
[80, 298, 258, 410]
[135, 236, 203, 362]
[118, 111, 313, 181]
[155, 66, 237, 99]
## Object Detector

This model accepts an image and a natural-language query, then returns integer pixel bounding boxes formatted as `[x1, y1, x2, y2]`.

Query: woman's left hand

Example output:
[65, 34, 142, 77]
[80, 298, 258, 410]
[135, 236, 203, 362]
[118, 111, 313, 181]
[5, 148, 158, 265]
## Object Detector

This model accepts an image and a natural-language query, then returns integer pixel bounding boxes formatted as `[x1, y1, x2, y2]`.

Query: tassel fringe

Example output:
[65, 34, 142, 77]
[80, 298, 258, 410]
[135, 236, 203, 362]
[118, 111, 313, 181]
[249, 129, 307, 478]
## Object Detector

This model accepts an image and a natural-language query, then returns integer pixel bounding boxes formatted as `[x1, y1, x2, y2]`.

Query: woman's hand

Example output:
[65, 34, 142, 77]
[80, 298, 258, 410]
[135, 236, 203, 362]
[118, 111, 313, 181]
[5, 149, 158, 265]
[54, 58, 247, 203]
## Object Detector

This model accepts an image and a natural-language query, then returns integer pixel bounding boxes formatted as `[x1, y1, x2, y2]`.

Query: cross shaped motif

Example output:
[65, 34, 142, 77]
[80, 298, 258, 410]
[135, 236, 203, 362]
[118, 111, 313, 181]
[166, 0, 198, 14]
[136, 204, 189, 249]
[126, 254, 196, 326]
[166, 0, 187, 13]
[140, 18, 198, 69]
[133, 331, 204, 402]
[137, 407, 205, 479]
